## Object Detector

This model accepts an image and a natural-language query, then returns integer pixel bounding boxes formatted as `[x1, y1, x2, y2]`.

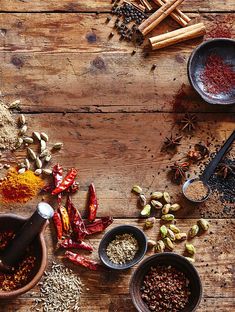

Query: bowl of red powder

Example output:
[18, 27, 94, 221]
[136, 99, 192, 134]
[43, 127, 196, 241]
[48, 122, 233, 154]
[0, 214, 48, 299]
[188, 39, 235, 105]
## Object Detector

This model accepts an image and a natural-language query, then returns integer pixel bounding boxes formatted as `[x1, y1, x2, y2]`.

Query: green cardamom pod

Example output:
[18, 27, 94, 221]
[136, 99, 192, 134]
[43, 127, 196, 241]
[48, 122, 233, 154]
[161, 214, 174, 221]
[140, 204, 151, 217]
[185, 243, 196, 255]
[160, 225, 168, 238]
[198, 218, 210, 231]
[163, 191, 171, 203]
[175, 233, 187, 241]
[164, 237, 174, 250]
[169, 224, 180, 233]
[155, 240, 165, 253]
[132, 185, 143, 194]
[162, 204, 171, 215]
[167, 229, 175, 241]
[170, 203, 181, 212]
[151, 191, 163, 199]
[151, 200, 163, 209]
[188, 224, 199, 238]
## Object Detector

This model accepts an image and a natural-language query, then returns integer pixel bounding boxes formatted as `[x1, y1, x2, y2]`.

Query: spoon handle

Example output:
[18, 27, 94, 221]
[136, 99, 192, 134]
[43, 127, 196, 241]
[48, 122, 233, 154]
[201, 130, 235, 183]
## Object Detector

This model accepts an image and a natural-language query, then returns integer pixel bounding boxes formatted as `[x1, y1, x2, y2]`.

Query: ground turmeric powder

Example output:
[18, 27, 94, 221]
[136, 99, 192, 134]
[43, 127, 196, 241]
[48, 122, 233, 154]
[0, 168, 45, 203]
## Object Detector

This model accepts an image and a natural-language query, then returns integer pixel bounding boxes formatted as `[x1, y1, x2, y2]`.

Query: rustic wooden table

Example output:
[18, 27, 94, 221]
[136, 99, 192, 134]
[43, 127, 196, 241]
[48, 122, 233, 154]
[0, 0, 234, 311]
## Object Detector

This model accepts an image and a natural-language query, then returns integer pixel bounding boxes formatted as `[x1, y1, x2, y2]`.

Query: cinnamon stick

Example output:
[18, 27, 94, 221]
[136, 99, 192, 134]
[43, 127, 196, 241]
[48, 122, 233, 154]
[138, 0, 185, 36]
[153, 0, 191, 27]
[149, 23, 206, 50]
[140, 0, 153, 12]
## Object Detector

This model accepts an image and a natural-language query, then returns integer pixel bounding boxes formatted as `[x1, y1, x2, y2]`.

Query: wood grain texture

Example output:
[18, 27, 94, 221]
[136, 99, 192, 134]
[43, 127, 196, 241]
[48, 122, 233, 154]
[0, 112, 234, 218]
[1, 0, 234, 12]
[0, 13, 234, 113]
[0, 219, 234, 311]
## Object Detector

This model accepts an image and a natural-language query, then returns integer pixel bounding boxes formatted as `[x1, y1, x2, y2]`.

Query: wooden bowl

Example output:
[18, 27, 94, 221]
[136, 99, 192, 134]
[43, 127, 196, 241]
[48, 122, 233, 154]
[0, 214, 48, 299]
[187, 38, 235, 105]
[130, 253, 202, 312]
[98, 225, 147, 270]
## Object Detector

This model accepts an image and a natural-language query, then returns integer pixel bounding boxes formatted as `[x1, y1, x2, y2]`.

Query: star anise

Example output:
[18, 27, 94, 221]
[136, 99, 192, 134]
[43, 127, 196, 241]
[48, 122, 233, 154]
[187, 150, 201, 161]
[164, 134, 182, 149]
[170, 161, 190, 182]
[195, 143, 210, 158]
[216, 162, 235, 178]
[180, 113, 197, 132]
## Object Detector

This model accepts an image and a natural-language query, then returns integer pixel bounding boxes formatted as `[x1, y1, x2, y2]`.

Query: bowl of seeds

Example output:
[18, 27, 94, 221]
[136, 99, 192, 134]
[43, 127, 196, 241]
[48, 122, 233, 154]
[130, 253, 202, 312]
[98, 225, 147, 270]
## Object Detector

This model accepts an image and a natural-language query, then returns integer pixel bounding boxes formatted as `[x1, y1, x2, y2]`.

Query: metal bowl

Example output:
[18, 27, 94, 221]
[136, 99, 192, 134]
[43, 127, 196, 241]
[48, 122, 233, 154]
[0, 214, 48, 299]
[187, 38, 235, 105]
[130, 253, 202, 312]
[182, 177, 211, 203]
[98, 225, 147, 270]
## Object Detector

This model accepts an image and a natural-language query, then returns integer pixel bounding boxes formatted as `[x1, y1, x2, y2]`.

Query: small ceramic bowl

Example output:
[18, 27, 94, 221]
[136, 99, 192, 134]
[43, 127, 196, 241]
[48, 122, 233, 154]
[0, 214, 48, 299]
[98, 225, 147, 270]
[130, 253, 202, 312]
[187, 38, 235, 105]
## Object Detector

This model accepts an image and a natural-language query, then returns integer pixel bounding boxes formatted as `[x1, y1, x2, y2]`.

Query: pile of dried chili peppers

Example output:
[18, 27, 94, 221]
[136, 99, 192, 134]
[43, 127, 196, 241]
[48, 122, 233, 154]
[47, 164, 113, 270]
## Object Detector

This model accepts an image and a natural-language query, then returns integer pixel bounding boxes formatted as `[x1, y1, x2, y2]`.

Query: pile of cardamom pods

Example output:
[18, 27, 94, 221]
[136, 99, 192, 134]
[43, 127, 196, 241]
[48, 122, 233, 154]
[132, 185, 210, 262]
[16, 114, 63, 176]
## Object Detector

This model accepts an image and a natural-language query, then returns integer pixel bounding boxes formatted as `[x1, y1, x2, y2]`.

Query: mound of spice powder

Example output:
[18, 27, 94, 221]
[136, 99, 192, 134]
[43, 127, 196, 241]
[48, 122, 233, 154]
[0, 230, 36, 291]
[141, 265, 190, 311]
[185, 180, 209, 201]
[0, 168, 44, 203]
[201, 54, 235, 94]
[106, 233, 139, 264]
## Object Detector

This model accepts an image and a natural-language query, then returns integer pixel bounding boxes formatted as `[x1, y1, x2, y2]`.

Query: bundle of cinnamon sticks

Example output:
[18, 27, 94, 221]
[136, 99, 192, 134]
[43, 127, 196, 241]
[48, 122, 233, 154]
[137, 0, 206, 50]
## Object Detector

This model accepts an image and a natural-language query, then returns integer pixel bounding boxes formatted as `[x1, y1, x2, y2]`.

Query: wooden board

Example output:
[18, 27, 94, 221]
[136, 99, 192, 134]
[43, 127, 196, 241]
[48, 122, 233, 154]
[0, 219, 234, 311]
[0, 1, 234, 311]
[0, 13, 234, 113]
[0, 112, 234, 219]
[1, 0, 234, 12]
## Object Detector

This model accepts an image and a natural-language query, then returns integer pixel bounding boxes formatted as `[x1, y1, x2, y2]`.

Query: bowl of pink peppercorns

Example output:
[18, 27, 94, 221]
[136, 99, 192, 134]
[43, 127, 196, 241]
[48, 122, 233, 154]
[130, 253, 202, 312]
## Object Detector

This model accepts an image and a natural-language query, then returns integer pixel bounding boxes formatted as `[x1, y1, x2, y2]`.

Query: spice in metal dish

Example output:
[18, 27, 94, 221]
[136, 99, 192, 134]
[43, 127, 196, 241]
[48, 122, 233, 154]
[200, 54, 235, 94]
[0, 231, 36, 291]
[141, 265, 190, 311]
[34, 262, 83, 312]
[106, 233, 139, 264]
[185, 180, 209, 201]
[0, 168, 44, 203]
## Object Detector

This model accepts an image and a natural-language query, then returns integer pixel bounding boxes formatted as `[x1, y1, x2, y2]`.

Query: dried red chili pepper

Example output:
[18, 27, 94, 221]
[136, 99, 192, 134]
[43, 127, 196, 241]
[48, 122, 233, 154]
[52, 164, 63, 205]
[52, 168, 78, 195]
[88, 183, 98, 222]
[65, 251, 99, 270]
[59, 238, 93, 252]
[67, 196, 88, 240]
[59, 206, 70, 233]
[68, 181, 80, 194]
[85, 217, 113, 235]
[53, 211, 63, 240]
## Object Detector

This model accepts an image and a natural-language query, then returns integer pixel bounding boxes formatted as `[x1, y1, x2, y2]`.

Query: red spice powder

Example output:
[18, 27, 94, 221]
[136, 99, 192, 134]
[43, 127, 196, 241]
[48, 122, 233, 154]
[207, 16, 233, 39]
[201, 54, 235, 94]
[0, 231, 36, 291]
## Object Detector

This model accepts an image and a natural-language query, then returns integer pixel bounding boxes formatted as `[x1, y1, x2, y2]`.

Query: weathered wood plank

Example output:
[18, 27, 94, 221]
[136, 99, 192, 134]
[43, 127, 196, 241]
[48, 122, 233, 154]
[1, 0, 234, 12]
[0, 219, 234, 311]
[0, 112, 234, 218]
[0, 13, 234, 53]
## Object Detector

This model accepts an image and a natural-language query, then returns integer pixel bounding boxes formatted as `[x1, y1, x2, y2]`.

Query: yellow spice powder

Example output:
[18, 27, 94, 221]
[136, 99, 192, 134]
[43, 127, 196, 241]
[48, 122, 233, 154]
[0, 168, 45, 203]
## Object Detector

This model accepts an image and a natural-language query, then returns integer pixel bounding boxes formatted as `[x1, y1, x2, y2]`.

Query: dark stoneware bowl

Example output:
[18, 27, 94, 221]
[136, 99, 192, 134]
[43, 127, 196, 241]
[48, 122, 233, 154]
[98, 225, 147, 270]
[187, 38, 235, 105]
[0, 214, 48, 299]
[130, 253, 202, 312]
